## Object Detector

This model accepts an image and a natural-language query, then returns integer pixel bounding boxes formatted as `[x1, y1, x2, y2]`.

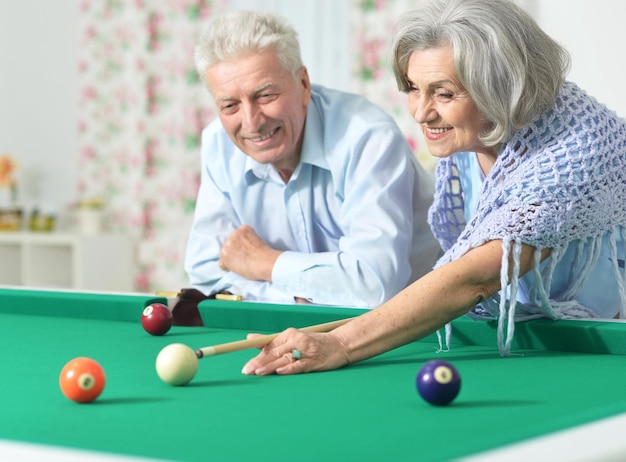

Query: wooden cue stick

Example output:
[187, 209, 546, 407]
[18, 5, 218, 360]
[155, 290, 179, 297]
[195, 318, 352, 358]
[215, 294, 244, 301]
[155, 291, 244, 301]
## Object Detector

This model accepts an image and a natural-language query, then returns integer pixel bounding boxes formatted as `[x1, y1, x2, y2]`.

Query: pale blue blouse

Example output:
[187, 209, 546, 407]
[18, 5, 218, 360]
[455, 151, 625, 319]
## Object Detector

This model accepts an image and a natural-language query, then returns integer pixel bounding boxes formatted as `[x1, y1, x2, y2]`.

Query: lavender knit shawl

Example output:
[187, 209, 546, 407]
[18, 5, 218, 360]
[429, 81, 626, 354]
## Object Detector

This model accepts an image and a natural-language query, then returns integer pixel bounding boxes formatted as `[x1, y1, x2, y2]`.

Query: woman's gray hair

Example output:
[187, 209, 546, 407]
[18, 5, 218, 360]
[194, 10, 303, 85]
[391, 0, 571, 146]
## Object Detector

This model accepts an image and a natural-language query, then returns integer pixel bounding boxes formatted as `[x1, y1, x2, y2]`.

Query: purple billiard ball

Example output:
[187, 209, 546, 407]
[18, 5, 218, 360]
[416, 360, 461, 406]
[141, 303, 173, 336]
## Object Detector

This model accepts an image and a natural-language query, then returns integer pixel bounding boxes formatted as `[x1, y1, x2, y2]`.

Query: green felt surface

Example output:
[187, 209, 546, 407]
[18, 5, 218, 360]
[1, 288, 626, 461]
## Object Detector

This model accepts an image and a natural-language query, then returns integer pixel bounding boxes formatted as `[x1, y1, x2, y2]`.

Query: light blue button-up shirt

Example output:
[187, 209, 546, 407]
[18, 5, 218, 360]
[184, 85, 440, 307]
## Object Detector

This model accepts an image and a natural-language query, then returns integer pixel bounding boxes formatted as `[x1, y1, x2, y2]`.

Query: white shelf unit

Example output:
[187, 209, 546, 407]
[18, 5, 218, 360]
[0, 232, 134, 291]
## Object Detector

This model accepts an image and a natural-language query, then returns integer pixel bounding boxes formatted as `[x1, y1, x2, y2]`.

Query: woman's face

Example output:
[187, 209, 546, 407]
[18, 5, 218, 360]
[405, 45, 495, 160]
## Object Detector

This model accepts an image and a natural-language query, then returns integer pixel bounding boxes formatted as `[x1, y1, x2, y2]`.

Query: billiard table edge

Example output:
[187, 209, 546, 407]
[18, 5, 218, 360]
[1, 286, 625, 356]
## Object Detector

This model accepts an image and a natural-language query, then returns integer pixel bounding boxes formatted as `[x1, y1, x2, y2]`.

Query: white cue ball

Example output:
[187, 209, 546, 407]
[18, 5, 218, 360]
[155, 343, 199, 386]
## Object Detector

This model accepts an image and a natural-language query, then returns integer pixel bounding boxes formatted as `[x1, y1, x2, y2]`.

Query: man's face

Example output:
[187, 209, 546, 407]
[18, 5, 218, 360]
[206, 50, 311, 172]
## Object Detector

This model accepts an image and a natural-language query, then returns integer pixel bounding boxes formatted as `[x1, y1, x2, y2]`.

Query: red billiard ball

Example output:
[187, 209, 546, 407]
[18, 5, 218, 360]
[141, 303, 173, 336]
[59, 357, 106, 403]
[416, 359, 461, 406]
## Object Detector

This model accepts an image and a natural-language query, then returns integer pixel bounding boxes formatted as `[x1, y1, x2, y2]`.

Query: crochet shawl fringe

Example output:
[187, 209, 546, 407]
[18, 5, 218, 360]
[429, 82, 626, 355]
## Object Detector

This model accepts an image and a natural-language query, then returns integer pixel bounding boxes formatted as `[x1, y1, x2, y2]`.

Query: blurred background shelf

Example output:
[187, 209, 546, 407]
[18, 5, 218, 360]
[0, 232, 133, 291]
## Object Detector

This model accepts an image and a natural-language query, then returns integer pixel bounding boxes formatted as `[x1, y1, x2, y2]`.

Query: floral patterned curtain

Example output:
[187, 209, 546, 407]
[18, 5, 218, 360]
[350, 0, 435, 171]
[77, 0, 225, 292]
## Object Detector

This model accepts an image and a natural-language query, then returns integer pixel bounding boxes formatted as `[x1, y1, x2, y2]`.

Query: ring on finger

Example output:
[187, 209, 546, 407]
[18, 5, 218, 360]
[291, 349, 302, 360]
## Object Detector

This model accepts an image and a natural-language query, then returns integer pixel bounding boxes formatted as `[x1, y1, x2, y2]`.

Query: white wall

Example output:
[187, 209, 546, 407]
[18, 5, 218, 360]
[533, 0, 626, 117]
[0, 0, 79, 215]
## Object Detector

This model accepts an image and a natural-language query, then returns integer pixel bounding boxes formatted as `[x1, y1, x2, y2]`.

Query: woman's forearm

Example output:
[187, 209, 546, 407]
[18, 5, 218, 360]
[332, 242, 506, 364]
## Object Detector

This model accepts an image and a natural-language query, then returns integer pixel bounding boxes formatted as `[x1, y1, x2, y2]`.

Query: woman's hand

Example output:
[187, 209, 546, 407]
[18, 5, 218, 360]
[241, 329, 351, 375]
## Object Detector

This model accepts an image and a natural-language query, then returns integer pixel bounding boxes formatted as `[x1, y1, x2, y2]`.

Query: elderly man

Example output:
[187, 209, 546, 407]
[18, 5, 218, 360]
[184, 10, 439, 307]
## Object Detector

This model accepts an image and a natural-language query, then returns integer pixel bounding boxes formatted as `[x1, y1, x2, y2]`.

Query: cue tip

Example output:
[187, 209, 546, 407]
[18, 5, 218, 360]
[196, 346, 216, 359]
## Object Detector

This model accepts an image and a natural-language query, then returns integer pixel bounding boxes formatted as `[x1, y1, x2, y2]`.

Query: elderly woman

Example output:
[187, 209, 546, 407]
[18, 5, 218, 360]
[241, 0, 626, 376]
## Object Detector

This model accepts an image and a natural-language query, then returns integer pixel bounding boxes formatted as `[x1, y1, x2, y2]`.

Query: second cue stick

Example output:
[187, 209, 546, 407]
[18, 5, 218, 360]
[195, 318, 352, 358]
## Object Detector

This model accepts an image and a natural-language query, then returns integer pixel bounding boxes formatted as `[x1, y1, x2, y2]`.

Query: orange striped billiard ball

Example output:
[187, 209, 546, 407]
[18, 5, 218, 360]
[59, 357, 106, 403]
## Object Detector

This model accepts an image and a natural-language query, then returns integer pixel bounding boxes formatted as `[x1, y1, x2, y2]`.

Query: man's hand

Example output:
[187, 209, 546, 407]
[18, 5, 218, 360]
[219, 225, 281, 281]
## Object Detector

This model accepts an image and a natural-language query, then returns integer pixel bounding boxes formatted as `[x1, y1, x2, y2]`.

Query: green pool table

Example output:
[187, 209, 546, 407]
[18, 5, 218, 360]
[1, 286, 626, 461]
